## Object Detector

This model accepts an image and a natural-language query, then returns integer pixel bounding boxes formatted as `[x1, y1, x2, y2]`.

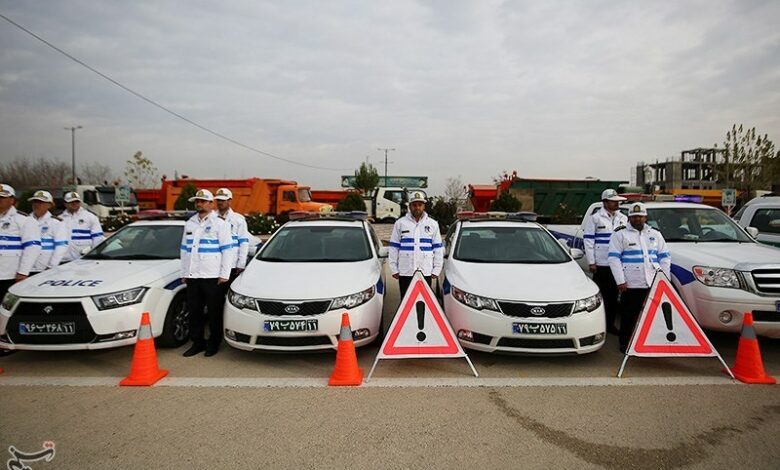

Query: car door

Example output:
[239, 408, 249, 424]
[749, 207, 780, 248]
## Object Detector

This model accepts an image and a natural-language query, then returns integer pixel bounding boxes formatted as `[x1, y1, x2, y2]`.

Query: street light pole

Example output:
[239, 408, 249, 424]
[64, 125, 83, 185]
[376, 147, 395, 187]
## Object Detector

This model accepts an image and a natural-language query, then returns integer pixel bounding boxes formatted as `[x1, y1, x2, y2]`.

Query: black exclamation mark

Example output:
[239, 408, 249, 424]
[416, 301, 427, 342]
[662, 302, 676, 342]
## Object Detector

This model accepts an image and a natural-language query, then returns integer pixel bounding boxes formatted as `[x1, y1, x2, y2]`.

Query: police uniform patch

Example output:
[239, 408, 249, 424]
[2, 222, 9, 229]
[205, 226, 212, 232]
[41, 226, 49, 233]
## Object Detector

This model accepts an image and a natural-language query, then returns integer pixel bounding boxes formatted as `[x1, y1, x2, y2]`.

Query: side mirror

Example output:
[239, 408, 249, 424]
[378, 246, 389, 258]
[248, 242, 262, 258]
[79, 247, 91, 256]
[746, 227, 760, 238]
[570, 248, 585, 260]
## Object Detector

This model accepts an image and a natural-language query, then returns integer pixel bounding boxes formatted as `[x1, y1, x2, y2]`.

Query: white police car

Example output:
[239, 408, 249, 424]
[0, 219, 192, 350]
[441, 212, 606, 355]
[224, 211, 386, 351]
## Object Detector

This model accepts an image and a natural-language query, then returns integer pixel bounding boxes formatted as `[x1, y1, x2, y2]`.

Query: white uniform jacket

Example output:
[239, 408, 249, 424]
[31, 212, 68, 272]
[389, 212, 444, 277]
[180, 212, 236, 279]
[60, 207, 105, 262]
[219, 209, 251, 270]
[608, 224, 671, 289]
[0, 207, 41, 279]
[583, 207, 628, 266]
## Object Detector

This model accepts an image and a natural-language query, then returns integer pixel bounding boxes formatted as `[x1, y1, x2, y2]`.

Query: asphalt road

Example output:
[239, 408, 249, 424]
[1, 263, 779, 469]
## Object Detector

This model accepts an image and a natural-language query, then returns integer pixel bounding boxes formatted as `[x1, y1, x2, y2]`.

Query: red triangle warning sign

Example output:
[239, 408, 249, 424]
[627, 272, 716, 357]
[378, 272, 465, 359]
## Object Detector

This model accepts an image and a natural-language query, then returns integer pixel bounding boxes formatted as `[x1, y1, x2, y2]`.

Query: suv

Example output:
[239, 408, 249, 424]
[734, 196, 780, 248]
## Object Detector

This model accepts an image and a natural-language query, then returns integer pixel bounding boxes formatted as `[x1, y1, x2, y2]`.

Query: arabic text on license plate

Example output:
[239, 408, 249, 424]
[512, 322, 567, 335]
[19, 322, 76, 335]
[264, 319, 318, 332]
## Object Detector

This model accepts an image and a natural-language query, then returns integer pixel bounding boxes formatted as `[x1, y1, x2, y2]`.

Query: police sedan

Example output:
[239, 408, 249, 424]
[0, 219, 192, 350]
[441, 212, 606, 354]
[224, 211, 386, 352]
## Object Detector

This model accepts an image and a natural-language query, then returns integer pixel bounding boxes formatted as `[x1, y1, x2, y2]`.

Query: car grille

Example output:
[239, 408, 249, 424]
[254, 335, 333, 347]
[752, 311, 780, 322]
[498, 302, 573, 318]
[256, 300, 331, 316]
[8, 301, 96, 345]
[752, 269, 780, 294]
[496, 337, 576, 349]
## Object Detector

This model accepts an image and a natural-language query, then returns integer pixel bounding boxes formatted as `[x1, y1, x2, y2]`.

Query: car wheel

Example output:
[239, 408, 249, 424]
[380, 217, 395, 224]
[157, 292, 190, 348]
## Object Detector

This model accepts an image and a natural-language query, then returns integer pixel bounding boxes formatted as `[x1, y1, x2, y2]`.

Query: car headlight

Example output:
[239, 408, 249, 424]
[330, 286, 375, 310]
[1, 292, 20, 311]
[228, 290, 258, 311]
[692, 266, 741, 289]
[573, 293, 602, 313]
[451, 286, 499, 311]
[92, 287, 146, 311]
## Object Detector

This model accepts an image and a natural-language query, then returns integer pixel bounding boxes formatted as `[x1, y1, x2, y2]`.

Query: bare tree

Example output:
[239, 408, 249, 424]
[80, 162, 116, 186]
[443, 176, 471, 210]
[0, 157, 69, 190]
[125, 151, 160, 188]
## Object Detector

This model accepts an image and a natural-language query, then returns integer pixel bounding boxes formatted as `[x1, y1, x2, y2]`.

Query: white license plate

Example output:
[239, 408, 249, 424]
[19, 322, 76, 335]
[264, 320, 318, 332]
[512, 322, 567, 335]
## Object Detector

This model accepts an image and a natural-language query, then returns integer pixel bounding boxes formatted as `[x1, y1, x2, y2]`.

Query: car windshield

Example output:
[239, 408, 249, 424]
[454, 226, 571, 263]
[258, 225, 371, 262]
[645, 208, 753, 242]
[83, 225, 183, 260]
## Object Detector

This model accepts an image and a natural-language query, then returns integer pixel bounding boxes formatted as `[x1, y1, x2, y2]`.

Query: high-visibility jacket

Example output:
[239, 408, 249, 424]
[180, 212, 236, 279]
[608, 224, 671, 289]
[389, 212, 444, 277]
[583, 207, 628, 266]
[219, 208, 251, 269]
[0, 207, 41, 279]
[59, 207, 105, 262]
[31, 212, 68, 271]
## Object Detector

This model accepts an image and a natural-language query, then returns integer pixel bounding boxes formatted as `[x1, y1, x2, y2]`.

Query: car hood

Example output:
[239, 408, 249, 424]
[11, 259, 179, 297]
[233, 259, 381, 300]
[445, 259, 598, 302]
[669, 242, 780, 270]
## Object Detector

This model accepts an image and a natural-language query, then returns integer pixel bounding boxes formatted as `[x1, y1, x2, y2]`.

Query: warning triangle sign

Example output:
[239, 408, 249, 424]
[627, 272, 717, 357]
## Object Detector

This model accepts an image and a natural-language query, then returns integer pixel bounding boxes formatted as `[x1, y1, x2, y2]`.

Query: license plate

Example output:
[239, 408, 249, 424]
[19, 322, 76, 335]
[512, 322, 567, 335]
[264, 319, 318, 332]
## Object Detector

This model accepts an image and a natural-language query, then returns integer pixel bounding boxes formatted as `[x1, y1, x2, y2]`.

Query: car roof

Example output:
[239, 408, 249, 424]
[745, 196, 780, 207]
[284, 219, 365, 228]
[624, 202, 715, 210]
[459, 220, 545, 230]
[128, 220, 185, 227]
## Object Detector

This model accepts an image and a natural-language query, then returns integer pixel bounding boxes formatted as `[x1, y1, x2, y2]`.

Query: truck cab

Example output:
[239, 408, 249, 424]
[365, 187, 427, 223]
[276, 184, 328, 214]
[56, 185, 139, 218]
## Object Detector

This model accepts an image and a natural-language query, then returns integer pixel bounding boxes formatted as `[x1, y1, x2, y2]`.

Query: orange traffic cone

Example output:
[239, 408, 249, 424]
[730, 313, 776, 385]
[120, 312, 168, 386]
[328, 312, 363, 386]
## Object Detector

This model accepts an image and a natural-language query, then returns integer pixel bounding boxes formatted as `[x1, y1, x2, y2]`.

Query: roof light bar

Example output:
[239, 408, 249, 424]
[288, 211, 368, 221]
[456, 211, 538, 222]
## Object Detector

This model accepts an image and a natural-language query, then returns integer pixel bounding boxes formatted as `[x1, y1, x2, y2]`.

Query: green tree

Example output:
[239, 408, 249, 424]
[336, 192, 367, 211]
[353, 162, 380, 195]
[174, 183, 197, 210]
[125, 151, 160, 188]
[489, 190, 522, 212]
[426, 196, 458, 233]
[717, 124, 780, 202]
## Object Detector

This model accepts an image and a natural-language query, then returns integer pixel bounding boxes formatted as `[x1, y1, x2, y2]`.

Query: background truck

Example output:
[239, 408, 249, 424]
[56, 185, 139, 218]
[310, 187, 428, 222]
[135, 178, 330, 216]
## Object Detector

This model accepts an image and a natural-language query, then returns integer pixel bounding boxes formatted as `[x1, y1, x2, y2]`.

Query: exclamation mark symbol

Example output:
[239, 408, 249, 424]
[416, 301, 427, 342]
[662, 302, 676, 342]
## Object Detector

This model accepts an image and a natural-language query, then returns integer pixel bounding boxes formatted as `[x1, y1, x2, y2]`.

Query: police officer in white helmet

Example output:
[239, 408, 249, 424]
[583, 188, 628, 334]
[28, 190, 68, 275]
[59, 191, 105, 262]
[388, 191, 444, 298]
[214, 188, 251, 280]
[608, 202, 671, 353]
[0, 184, 41, 300]
[180, 189, 236, 357]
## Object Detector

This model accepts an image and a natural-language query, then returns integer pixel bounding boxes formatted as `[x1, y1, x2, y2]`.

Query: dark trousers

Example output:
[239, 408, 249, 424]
[0, 279, 14, 303]
[186, 278, 224, 347]
[618, 288, 650, 350]
[593, 266, 619, 331]
[398, 276, 432, 299]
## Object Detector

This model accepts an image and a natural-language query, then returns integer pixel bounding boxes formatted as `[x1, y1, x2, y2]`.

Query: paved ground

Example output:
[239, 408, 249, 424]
[1, 259, 779, 469]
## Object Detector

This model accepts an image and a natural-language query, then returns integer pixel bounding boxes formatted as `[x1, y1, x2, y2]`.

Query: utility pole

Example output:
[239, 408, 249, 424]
[64, 125, 83, 185]
[376, 147, 395, 187]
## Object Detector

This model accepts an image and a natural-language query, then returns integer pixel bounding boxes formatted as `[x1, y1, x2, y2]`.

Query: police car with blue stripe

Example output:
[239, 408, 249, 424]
[0, 217, 258, 350]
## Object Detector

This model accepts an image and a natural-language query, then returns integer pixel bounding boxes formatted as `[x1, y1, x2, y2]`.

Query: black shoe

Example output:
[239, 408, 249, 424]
[183, 343, 206, 357]
[0, 349, 16, 357]
[619, 345, 627, 354]
[204, 344, 219, 357]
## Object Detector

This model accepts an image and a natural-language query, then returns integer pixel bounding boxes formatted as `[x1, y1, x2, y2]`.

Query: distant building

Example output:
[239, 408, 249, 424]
[636, 148, 725, 192]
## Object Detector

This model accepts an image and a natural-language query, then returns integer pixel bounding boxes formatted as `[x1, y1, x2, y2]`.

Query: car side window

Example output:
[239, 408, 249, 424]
[367, 224, 382, 253]
[750, 209, 780, 234]
[444, 223, 458, 256]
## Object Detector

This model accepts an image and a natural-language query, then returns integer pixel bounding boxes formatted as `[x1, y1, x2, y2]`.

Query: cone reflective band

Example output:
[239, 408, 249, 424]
[120, 312, 168, 387]
[730, 313, 776, 385]
[328, 312, 363, 386]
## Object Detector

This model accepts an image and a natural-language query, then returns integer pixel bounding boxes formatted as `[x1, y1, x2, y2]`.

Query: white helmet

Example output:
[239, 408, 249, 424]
[627, 202, 648, 217]
[601, 188, 626, 202]
[409, 191, 427, 204]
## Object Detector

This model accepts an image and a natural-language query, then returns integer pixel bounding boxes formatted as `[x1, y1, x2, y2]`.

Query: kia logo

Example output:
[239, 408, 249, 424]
[530, 306, 546, 316]
[284, 305, 301, 314]
[43, 305, 54, 314]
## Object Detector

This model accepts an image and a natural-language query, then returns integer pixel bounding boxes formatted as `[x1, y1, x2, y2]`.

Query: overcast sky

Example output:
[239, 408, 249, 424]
[1, 0, 778, 194]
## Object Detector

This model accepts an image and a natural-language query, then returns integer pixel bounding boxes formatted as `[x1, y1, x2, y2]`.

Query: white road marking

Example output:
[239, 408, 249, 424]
[0, 375, 755, 388]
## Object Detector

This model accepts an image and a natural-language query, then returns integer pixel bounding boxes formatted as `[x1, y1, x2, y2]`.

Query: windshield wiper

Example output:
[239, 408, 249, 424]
[258, 257, 290, 262]
[82, 254, 110, 260]
[110, 254, 172, 260]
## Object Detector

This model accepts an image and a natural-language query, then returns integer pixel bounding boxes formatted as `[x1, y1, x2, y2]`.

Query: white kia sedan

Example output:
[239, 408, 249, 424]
[441, 212, 606, 354]
[224, 212, 386, 352]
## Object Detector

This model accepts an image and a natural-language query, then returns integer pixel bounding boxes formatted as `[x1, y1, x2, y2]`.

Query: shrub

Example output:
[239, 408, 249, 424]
[489, 190, 522, 212]
[246, 212, 280, 235]
[336, 193, 367, 212]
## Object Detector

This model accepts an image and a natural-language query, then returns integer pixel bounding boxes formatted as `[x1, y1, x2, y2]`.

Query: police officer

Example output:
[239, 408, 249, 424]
[28, 190, 68, 275]
[389, 191, 444, 298]
[608, 202, 671, 353]
[0, 184, 41, 300]
[59, 191, 105, 262]
[180, 189, 236, 357]
[583, 188, 628, 334]
[214, 188, 251, 281]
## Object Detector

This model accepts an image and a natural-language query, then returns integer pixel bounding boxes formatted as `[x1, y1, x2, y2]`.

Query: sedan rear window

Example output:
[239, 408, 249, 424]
[258, 225, 371, 262]
[454, 226, 570, 263]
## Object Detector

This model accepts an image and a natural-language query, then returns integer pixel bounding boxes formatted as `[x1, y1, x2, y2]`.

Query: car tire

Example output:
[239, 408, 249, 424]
[380, 217, 395, 224]
[157, 292, 190, 348]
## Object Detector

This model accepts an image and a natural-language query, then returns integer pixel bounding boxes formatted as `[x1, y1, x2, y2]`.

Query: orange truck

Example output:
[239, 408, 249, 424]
[136, 178, 331, 215]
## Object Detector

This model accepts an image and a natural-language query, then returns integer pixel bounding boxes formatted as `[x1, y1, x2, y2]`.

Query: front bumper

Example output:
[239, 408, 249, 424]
[223, 295, 383, 352]
[443, 295, 606, 355]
